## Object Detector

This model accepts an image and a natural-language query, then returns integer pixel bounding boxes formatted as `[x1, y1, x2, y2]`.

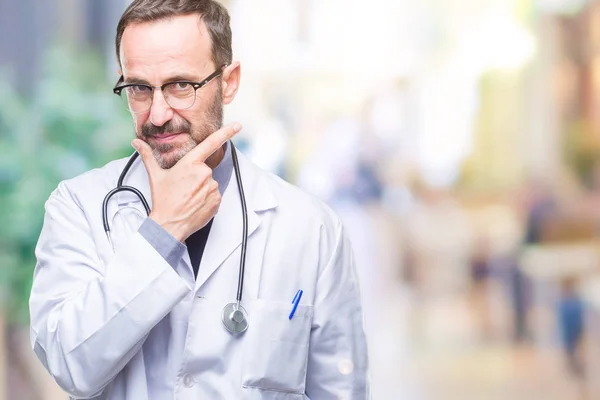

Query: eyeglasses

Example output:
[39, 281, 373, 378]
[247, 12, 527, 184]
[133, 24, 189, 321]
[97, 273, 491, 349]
[113, 65, 226, 114]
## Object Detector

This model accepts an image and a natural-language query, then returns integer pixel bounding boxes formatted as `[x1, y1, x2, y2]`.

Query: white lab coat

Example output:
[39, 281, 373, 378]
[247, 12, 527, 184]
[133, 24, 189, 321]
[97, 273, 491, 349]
[29, 149, 369, 399]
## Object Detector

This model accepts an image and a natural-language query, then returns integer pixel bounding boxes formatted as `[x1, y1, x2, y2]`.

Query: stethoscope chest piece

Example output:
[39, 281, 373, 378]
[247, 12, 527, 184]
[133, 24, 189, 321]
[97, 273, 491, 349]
[222, 302, 249, 333]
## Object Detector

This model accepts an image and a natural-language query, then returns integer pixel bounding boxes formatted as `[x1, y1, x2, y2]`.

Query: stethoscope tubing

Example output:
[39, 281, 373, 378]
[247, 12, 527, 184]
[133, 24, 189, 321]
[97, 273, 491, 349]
[102, 141, 248, 307]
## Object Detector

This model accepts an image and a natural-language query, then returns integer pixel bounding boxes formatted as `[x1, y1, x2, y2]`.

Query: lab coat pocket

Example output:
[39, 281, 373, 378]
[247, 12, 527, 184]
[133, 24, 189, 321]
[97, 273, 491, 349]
[242, 299, 313, 395]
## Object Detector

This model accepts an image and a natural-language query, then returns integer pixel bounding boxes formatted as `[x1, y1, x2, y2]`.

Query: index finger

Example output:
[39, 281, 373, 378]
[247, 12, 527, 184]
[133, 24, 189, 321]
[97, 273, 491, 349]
[185, 122, 242, 163]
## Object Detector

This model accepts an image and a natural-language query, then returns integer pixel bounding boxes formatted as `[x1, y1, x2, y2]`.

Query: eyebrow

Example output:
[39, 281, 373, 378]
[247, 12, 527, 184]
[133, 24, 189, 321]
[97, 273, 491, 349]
[123, 73, 199, 86]
[164, 74, 199, 82]
[122, 77, 150, 85]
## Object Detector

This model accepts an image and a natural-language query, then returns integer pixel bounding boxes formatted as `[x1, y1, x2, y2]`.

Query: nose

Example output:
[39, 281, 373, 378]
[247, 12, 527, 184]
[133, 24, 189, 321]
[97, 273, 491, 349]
[148, 89, 174, 127]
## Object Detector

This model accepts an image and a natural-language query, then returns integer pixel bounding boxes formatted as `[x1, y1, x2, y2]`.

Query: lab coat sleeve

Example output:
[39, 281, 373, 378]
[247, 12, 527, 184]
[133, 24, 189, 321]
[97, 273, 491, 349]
[29, 183, 191, 398]
[305, 220, 370, 399]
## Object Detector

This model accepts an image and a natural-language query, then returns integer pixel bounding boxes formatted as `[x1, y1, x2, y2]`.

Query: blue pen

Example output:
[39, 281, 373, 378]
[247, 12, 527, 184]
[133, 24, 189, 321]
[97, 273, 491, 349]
[289, 289, 303, 320]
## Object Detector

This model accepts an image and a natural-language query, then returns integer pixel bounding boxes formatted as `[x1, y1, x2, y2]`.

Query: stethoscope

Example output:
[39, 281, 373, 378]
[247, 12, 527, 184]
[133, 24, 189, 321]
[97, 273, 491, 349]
[102, 141, 250, 334]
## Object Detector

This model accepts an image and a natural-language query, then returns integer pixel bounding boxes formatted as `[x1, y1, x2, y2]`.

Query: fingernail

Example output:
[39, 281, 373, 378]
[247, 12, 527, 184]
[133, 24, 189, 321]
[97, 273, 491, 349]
[131, 140, 139, 150]
[233, 123, 242, 132]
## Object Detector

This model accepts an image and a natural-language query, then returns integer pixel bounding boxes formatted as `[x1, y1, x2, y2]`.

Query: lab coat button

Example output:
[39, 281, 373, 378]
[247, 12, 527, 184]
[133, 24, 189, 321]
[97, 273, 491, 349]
[182, 374, 195, 388]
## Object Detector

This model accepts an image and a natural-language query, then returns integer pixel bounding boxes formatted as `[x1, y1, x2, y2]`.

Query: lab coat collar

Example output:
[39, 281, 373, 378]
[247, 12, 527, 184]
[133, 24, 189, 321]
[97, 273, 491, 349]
[113, 144, 278, 289]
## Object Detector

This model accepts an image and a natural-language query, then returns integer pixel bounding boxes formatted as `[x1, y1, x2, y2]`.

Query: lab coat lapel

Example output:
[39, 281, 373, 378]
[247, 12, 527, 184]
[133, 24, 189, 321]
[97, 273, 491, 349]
[195, 150, 276, 291]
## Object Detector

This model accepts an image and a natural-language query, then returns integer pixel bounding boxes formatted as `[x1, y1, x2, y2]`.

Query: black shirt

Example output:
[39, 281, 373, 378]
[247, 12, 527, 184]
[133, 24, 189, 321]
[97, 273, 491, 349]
[182, 142, 233, 280]
[185, 219, 214, 279]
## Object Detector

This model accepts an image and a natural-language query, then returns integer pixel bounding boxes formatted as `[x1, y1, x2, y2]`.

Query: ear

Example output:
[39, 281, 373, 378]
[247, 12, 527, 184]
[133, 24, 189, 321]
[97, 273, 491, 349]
[221, 61, 241, 105]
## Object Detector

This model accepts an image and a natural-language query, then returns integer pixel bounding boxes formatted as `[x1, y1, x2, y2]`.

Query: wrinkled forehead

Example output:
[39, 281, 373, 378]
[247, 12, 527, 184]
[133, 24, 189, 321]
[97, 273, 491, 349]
[120, 14, 213, 80]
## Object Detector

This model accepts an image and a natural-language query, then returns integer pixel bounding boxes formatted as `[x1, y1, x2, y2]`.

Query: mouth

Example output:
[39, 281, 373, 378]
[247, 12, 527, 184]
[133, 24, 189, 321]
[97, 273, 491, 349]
[151, 132, 186, 144]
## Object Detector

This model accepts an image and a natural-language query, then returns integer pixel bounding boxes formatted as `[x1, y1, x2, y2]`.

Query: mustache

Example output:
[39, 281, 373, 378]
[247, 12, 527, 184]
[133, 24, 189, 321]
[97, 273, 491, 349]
[142, 119, 192, 138]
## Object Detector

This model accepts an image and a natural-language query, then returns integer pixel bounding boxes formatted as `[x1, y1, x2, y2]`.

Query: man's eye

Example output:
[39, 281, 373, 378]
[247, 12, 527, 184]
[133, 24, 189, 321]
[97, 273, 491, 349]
[173, 82, 191, 90]
[130, 85, 151, 93]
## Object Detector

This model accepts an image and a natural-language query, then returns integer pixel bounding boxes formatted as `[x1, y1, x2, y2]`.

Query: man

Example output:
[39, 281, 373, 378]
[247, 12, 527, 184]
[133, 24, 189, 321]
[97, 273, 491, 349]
[29, 0, 369, 399]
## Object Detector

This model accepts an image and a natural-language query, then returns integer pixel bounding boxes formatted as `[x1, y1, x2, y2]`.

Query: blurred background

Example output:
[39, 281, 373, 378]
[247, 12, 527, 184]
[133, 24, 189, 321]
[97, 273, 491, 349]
[5, 0, 600, 399]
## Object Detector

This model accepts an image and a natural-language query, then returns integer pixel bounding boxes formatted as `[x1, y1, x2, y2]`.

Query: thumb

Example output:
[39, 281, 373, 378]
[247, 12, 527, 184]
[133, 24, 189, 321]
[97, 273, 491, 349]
[132, 139, 160, 176]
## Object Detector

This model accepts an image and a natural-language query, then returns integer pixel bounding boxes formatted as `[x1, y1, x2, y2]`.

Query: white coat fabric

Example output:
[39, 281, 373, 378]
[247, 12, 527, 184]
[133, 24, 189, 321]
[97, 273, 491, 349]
[29, 149, 370, 399]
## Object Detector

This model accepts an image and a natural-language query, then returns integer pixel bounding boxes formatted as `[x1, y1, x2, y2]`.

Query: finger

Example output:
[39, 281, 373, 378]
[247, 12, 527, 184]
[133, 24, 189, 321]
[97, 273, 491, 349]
[184, 122, 242, 163]
[132, 139, 160, 177]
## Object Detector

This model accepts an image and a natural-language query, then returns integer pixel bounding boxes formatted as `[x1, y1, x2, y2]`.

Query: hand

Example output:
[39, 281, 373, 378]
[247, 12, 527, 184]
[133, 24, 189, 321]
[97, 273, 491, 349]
[132, 122, 242, 242]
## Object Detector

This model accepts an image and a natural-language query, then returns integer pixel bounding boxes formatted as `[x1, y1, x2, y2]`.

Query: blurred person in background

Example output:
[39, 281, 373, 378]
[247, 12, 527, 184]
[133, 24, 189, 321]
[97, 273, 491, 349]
[510, 179, 557, 343]
[556, 276, 585, 379]
[27, 0, 369, 398]
[468, 235, 495, 340]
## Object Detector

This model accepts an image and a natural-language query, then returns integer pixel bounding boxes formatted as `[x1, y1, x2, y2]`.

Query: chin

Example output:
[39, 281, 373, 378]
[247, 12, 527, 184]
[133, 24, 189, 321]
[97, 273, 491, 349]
[153, 148, 185, 169]
[152, 140, 196, 169]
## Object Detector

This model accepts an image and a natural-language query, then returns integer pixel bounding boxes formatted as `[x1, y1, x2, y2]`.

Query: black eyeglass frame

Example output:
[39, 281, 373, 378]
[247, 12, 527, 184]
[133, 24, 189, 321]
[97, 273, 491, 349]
[113, 64, 227, 113]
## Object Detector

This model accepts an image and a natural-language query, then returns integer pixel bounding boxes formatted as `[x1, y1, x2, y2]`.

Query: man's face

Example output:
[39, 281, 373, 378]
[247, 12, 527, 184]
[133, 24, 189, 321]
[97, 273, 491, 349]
[119, 14, 223, 169]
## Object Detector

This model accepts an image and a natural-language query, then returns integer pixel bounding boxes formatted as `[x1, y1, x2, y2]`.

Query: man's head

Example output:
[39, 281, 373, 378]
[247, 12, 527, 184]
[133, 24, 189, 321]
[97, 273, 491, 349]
[115, 0, 240, 169]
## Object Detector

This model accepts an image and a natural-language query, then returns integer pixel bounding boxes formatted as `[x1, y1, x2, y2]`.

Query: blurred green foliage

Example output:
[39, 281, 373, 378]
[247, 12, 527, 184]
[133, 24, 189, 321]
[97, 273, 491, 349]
[0, 45, 133, 325]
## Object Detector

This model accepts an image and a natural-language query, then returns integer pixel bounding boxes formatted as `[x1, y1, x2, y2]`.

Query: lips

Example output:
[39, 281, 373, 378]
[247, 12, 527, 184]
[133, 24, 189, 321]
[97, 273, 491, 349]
[152, 132, 185, 143]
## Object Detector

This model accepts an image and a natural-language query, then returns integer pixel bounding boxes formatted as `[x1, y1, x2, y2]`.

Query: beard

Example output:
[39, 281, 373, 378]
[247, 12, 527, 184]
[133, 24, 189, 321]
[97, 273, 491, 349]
[139, 85, 223, 169]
